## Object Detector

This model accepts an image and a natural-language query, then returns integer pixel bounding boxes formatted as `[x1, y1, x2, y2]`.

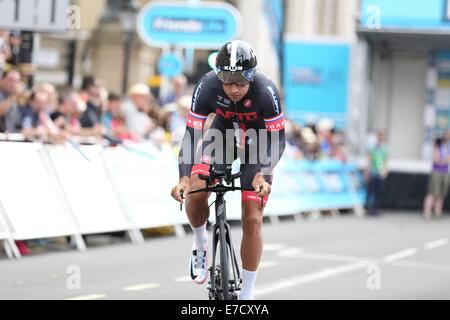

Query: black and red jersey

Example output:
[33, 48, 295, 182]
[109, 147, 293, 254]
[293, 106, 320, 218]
[178, 70, 286, 179]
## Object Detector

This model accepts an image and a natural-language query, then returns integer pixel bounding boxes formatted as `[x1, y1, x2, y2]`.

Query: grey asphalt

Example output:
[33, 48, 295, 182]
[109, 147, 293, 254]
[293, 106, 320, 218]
[1, 211, 449, 300]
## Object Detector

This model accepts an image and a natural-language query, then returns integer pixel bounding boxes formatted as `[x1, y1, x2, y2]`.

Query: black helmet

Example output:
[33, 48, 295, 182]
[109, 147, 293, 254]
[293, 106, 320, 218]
[215, 40, 257, 85]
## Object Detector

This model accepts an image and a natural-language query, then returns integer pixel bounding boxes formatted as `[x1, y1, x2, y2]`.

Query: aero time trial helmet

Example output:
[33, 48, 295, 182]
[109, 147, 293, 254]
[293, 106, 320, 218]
[215, 40, 257, 85]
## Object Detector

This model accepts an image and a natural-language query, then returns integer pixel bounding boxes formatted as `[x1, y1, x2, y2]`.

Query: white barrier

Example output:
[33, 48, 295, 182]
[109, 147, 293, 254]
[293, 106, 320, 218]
[0, 140, 364, 260]
[102, 144, 189, 228]
[0, 202, 20, 259]
[0, 142, 78, 240]
[0, 203, 9, 239]
[46, 144, 134, 235]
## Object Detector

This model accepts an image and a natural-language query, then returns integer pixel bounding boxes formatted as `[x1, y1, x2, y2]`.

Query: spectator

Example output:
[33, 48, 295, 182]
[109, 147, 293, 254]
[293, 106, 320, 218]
[284, 119, 305, 159]
[20, 90, 64, 143]
[79, 75, 99, 103]
[161, 74, 188, 106]
[329, 129, 347, 162]
[0, 69, 24, 133]
[50, 96, 69, 130]
[34, 82, 58, 113]
[60, 91, 98, 139]
[6, 30, 21, 67]
[301, 127, 320, 160]
[102, 93, 138, 142]
[122, 83, 164, 144]
[423, 136, 450, 219]
[316, 118, 335, 158]
[79, 83, 104, 138]
[364, 130, 389, 216]
[164, 95, 191, 148]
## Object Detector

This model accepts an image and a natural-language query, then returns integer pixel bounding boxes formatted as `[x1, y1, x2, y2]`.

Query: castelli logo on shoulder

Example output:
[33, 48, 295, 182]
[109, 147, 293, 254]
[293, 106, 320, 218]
[244, 99, 252, 108]
[200, 155, 212, 164]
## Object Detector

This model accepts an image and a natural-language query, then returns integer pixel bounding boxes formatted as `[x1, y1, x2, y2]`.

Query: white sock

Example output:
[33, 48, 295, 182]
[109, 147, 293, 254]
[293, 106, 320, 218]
[240, 269, 257, 300]
[192, 223, 208, 250]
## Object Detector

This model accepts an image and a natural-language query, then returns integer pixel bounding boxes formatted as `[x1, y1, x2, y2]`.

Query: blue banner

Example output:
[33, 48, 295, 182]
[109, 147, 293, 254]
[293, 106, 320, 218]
[283, 40, 350, 129]
[267, 158, 366, 214]
[263, 0, 284, 66]
[360, 0, 450, 29]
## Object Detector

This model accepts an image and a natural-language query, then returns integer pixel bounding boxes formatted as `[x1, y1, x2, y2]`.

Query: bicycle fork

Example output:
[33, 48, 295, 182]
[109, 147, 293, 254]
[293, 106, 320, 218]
[208, 197, 242, 300]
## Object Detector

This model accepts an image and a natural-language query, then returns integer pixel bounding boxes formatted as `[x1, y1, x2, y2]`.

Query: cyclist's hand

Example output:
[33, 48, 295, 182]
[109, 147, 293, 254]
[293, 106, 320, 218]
[252, 172, 271, 197]
[171, 177, 190, 203]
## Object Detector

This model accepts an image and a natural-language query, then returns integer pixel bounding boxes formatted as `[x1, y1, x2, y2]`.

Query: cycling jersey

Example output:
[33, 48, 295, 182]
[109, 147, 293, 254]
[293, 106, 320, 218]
[178, 70, 286, 202]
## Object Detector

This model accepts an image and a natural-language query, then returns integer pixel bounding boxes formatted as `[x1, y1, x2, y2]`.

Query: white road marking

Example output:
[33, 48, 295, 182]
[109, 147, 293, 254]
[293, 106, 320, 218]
[277, 247, 303, 257]
[258, 260, 279, 269]
[64, 294, 106, 300]
[255, 260, 373, 297]
[294, 252, 370, 263]
[273, 250, 444, 270]
[255, 243, 442, 296]
[263, 243, 286, 252]
[122, 283, 160, 291]
[424, 238, 448, 250]
[382, 248, 418, 262]
[174, 276, 192, 282]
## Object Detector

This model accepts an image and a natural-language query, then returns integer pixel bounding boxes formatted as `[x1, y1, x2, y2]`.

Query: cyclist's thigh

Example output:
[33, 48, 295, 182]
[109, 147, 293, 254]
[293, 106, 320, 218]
[187, 174, 213, 203]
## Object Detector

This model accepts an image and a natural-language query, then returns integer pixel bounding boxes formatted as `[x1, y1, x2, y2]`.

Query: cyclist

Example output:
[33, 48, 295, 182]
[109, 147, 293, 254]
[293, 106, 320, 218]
[170, 40, 285, 300]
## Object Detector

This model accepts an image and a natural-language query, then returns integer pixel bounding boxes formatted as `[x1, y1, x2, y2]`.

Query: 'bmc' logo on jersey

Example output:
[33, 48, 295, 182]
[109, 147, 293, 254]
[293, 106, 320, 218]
[216, 109, 258, 122]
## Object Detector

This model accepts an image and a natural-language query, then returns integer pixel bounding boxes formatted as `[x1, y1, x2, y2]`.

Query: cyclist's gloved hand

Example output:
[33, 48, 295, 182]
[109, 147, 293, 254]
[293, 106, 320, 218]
[252, 172, 271, 198]
[171, 176, 190, 204]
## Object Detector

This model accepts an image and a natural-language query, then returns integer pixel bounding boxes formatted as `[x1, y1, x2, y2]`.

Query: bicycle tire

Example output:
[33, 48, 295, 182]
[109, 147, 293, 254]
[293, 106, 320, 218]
[219, 219, 230, 300]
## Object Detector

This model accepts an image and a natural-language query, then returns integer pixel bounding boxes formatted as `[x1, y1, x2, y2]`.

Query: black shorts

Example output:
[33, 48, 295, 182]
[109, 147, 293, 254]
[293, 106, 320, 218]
[190, 117, 273, 204]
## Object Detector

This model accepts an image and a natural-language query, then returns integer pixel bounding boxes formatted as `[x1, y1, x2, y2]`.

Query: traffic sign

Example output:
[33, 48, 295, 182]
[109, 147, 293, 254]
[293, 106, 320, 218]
[158, 53, 183, 78]
[136, 1, 242, 48]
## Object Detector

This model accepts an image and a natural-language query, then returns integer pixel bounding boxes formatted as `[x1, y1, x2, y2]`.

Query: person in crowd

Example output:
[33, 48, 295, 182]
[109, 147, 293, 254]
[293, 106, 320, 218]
[6, 30, 21, 68]
[364, 130, 389, 216]
[122, 83, 164, 145]
[34, 82, 58, 114]
[102, 93, 138, 142]
[79, 82, 105, 139]
[284, 119, 305, 160]
[301, 126, 320, 161]
[20, 90, 65, 143]
[161, 74, 188, 106]
[0, 69, 25, 133]
[62, 91, 87, 137]
[423, 135, 450, 219]
[329, 129, 347, 162]
[163, 95, 191, 149]
[316, 118, 335, 158]
[79, 75, 99, 103]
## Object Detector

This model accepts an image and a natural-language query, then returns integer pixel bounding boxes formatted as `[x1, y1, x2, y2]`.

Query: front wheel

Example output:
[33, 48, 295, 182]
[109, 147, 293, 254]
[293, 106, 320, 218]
[219, 220, 230, 300]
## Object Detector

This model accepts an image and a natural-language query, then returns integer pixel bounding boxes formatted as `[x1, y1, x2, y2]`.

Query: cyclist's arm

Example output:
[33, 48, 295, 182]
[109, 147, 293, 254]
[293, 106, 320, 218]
[178, 80, 211, 179]
[259, 83, 286, 176]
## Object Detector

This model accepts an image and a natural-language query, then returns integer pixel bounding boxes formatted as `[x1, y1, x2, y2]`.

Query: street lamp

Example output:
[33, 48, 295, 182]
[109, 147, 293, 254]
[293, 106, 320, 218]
[119, 1, 138, 95]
